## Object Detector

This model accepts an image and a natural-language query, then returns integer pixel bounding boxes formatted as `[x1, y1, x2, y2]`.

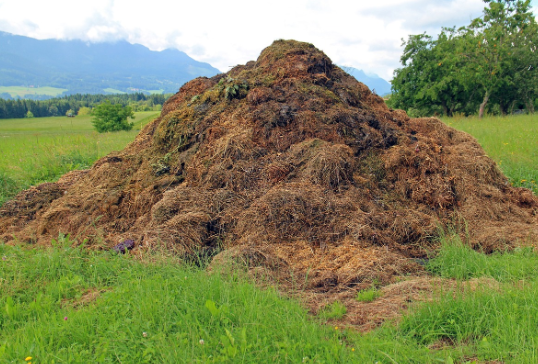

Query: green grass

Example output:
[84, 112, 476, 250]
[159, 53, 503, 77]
[426, 233, 538, 281]
[5, 236, 538, 363]
[0, 112, 158, 205]
[0, 86, 68, 98]
[387, 233, 538, 363]
[0, 241, 368, 363]
[356, 288, 382, 303]
[318, 301, 347, 320]
[442, 114, 538, 193]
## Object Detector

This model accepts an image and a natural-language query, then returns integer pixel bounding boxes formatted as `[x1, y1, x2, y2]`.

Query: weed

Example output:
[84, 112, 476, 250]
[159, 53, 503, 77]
[356, 287, 382, 302]
[318, 301, 347, 320]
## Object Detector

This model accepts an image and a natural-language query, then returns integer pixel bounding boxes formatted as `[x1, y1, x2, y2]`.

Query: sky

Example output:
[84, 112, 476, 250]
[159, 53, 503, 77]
[0, 0, 536, 81]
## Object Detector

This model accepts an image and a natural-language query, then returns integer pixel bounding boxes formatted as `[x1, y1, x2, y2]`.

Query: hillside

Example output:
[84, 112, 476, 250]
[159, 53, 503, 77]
[0, 31, 220, 96]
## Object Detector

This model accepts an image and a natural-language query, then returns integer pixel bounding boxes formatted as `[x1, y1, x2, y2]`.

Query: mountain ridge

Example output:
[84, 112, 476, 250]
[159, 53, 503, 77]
[0, 31, 221, 95]
[342, 66, 392, 96]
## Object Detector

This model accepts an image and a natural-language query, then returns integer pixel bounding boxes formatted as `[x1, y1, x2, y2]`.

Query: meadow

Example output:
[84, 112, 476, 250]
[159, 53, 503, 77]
[1, 113, 538, 363]
[0, 86, 68, 99]
[0, 112, 159, 205]
[442, 114, 538, 193]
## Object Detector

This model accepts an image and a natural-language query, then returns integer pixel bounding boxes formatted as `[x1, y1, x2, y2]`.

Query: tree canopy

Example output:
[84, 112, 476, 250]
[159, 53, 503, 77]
[91, 101, 135, 133]
[389, 0, 538, 117]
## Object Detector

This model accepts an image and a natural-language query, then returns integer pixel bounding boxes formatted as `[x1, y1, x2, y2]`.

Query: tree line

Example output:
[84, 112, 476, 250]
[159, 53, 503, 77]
[388, 0, 538, 118]
[0, 93, 171, 119]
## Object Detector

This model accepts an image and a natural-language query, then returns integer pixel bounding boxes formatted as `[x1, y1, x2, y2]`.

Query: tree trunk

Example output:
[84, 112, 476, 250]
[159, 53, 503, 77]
[526, 97, 535, 114]
[479, 90, 490, 119]
[442, 102, 449, 117]
[509, 100, 516, 115]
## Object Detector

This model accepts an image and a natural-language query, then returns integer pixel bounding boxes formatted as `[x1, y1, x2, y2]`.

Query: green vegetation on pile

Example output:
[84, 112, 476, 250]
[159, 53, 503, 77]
[0, 112, 158, 206]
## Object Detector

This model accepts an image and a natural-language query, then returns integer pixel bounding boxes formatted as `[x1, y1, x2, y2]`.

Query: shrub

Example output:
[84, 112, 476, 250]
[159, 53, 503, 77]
[356, 287, 381, 302]
[91, 100, 134, 133]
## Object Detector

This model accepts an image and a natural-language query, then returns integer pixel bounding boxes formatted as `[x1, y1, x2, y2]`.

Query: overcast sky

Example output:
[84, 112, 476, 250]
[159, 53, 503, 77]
[0, 0, 536, 81]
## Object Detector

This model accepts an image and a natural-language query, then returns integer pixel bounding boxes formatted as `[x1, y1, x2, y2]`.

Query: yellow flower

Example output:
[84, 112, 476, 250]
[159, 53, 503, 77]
[521, 179, 527, 183]
[334, 326, 338, 330]
[352, 348, 355, 352]
[25, 358, 32, 362]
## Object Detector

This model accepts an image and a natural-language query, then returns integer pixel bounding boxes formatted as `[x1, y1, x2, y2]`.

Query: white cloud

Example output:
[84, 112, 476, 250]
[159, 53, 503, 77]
[1, 0, 533, 81]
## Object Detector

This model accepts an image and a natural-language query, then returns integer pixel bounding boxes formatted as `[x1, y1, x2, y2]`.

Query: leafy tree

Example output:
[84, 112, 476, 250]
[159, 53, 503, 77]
[25, 111, 34, 118]
[77, 106, 91, 116]
[91, 100, 135, 133]
[391, 0, 537, 117]
[462, 0, 537, 117]
[390, 28, 474, 117]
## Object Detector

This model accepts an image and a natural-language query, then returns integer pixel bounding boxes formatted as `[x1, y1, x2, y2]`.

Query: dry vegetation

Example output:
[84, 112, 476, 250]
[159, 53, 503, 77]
[1, 40, 537, 330]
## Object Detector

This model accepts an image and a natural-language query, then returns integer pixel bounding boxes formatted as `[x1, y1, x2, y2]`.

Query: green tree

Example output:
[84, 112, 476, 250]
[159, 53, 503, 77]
[25, 110, 34, 118]
[91, 100, 135, 133]
[77, 106, 91, 116]
[390, 0, 537, 117]
[462, 0, 536, 117]
[389, 28, 474, 117]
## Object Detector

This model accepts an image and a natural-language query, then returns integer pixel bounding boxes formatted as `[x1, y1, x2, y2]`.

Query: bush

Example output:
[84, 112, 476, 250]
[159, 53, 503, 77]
[91, 100, 134, 133]
[77, 106, 91, 116]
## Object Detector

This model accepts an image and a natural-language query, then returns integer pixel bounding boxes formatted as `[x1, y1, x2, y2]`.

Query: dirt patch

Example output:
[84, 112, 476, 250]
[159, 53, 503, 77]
[62, 288, 109, 309]
[1, 40, 537, 328]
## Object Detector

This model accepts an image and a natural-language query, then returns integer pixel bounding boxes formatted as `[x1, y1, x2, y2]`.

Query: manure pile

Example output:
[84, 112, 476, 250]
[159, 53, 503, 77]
[1, 40, 537, 307]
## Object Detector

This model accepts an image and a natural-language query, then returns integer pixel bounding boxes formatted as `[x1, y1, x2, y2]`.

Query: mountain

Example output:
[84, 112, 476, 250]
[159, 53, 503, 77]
[0, 31, 221, 95]
[342, 67, 391, 96]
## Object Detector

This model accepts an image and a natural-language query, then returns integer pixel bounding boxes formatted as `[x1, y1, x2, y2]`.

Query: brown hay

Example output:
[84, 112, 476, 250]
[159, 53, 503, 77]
[1, 40, 537, 328]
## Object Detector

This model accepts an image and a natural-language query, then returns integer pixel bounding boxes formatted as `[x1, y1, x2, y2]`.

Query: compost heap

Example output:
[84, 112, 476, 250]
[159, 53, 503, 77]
[1, 40, 538, 298]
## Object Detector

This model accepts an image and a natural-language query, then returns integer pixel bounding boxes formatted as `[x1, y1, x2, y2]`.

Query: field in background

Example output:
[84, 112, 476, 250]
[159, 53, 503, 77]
[0, 86, 68, 98]
[442, 114, 538, 193]
[0, 111, 159, 205]
[104, 88, 165, 95]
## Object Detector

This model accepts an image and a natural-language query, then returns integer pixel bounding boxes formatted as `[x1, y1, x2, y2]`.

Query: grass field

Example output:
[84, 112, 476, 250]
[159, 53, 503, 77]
[442, 114, 538, 193]
[2, 235, 538, 363]
[103, 88, 126, 94]
[0, 86, 68, 98]
[1, 113, 538, 362]
[0, 111, 159, 205]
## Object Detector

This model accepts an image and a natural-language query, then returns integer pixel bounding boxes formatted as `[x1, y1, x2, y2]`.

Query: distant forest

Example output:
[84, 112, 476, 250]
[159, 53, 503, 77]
[0, 93, 171, 119]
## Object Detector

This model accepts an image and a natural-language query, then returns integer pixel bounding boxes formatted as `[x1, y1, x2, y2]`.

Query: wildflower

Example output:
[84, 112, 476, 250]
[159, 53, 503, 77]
[521, 179, 527, 183]
[352, 348, 355, 352]
[199, 339, 205, 345]
[25, 357, 32, 361]
[334, 326, 338, 330]
[64, 316, 68, 321]
[1, 256, 6, 261]
[302, 357, 309, 363]
[143, 332, 148, 337]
